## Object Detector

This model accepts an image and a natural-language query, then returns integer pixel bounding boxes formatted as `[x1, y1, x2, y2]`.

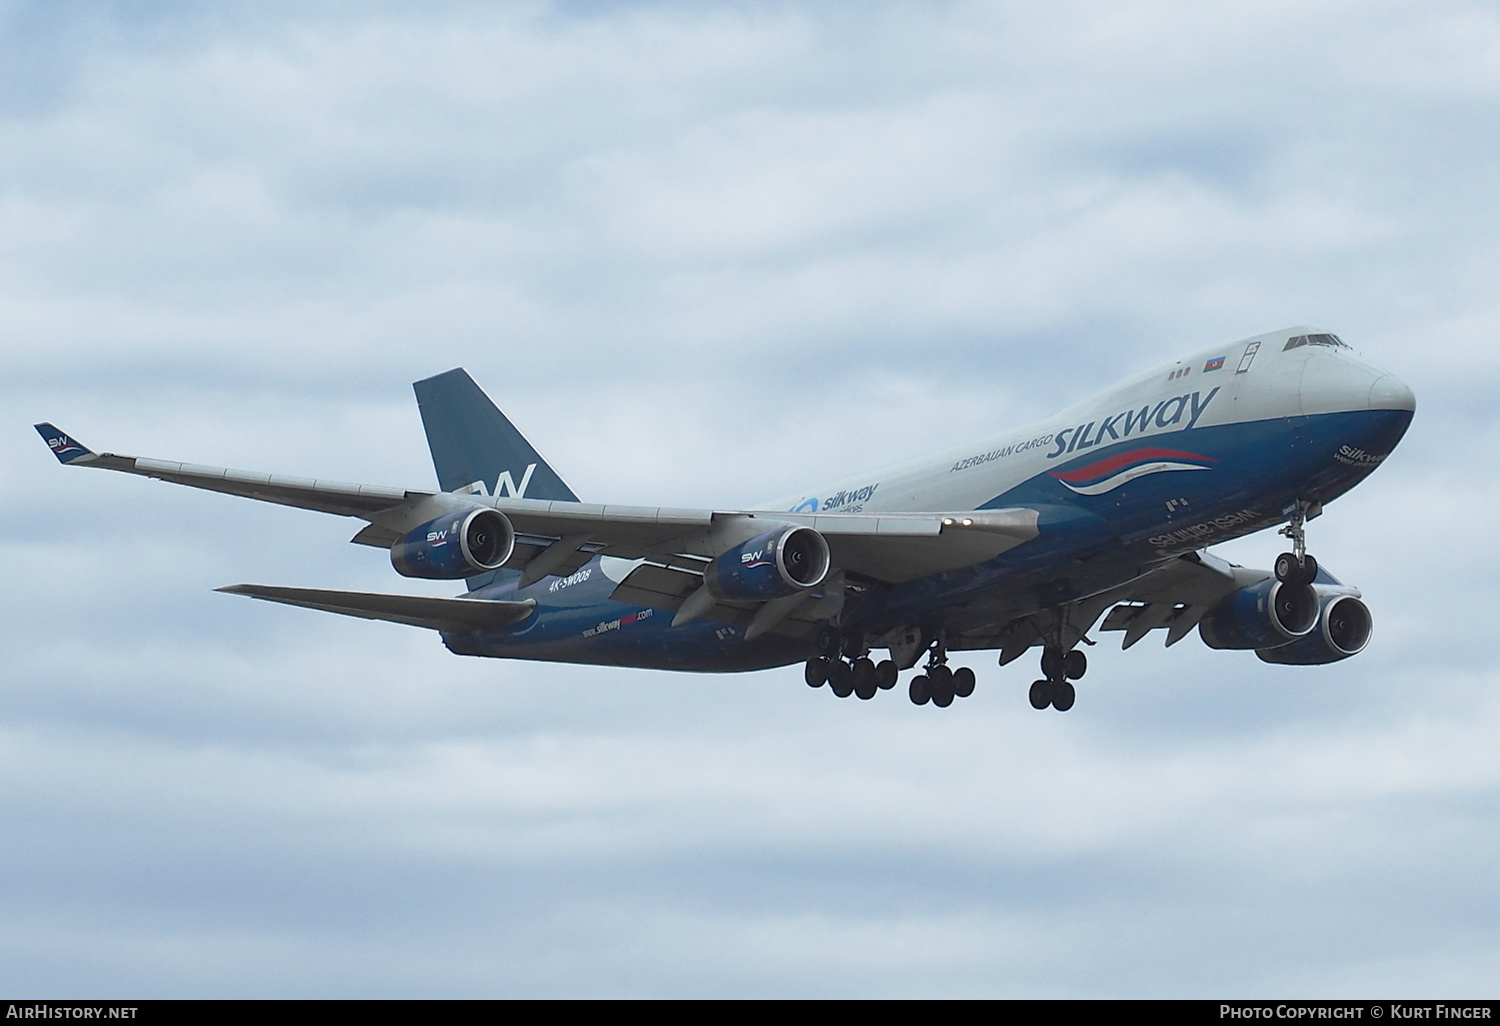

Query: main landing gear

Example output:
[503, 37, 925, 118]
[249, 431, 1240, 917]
[803, 628, 976, 707]
[1274, 500, 1320, 586]
[907, 640, 976, 709]
[804, 626, 1094, 713]
[804, 626, 897, 701]
[1028, 646, 1086, 713]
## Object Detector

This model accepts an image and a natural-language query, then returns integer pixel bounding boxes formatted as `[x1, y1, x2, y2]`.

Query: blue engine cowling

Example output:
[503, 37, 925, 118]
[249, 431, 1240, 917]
[704, 526, 831, 601]
[1199, 577, 1320, 650]
[1256, 592, 1372, 665]
[389, 508, 515, 580]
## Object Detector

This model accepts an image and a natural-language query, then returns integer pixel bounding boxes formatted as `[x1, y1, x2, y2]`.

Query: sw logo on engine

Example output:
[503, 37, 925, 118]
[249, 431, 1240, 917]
[740, 549, 771, 568]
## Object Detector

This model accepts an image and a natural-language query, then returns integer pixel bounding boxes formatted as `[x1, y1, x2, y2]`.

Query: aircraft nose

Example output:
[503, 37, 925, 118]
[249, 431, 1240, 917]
[1299, 347, 1415, 415]
[1369, 371, 1416, 413]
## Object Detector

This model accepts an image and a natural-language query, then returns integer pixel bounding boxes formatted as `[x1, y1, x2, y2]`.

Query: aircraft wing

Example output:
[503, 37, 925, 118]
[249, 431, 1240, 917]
[215, 585, 536, 632]
[939, 549, 1262, 665]
[1094, 551, 1268, 649]
[36, 424, 1041, 585]
[34, 423, 420, 517]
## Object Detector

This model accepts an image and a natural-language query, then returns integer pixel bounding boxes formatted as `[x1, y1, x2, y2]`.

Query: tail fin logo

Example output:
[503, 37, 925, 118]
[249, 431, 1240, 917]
[460, 463, 538, 499]
[35, 423, 90, 463]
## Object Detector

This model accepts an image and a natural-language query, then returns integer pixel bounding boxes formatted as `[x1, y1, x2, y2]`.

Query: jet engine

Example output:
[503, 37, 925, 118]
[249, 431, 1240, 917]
[704, 526, 830, 602]
[390, 508, 515, 580]
[1198, 577, 1319, 651]
[1256, 592, 1372, 665]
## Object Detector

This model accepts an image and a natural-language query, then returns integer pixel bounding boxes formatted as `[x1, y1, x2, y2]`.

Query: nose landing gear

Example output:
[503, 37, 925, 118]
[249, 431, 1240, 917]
[1275, 500, 1321, 586]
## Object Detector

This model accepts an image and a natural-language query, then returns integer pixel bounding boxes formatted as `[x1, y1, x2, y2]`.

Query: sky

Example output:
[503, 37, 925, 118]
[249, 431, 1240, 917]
[2, 0, 1499, 998]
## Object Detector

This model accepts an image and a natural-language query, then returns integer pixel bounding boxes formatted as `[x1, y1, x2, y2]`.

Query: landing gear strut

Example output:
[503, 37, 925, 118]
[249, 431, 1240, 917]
[1275, 501, 1320, 586]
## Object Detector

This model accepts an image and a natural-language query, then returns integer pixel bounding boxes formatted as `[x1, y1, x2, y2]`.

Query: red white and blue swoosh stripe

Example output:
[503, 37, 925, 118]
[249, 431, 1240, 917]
[1050, 448, 1217, 495]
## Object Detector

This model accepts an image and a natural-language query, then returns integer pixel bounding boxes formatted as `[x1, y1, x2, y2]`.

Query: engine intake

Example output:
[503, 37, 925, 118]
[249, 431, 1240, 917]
[1199, 577, 1319, 651]
[1257, 593, 1373, 665]
[705, 526, 830, 602]
[390, 508, 515, 580]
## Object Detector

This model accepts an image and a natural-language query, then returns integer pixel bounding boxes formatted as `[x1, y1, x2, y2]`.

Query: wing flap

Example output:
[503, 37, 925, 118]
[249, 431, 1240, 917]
[606, 562, 698, 609]
[1095, 552, 1259, 648]
[606, 564, 756, 627]
[350, 523, 402, 548]
[217, 584, 535, 632]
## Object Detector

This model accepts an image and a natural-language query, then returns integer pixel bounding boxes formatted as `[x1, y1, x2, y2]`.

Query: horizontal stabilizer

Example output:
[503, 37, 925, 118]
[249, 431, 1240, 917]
[216, 584, 535, 632]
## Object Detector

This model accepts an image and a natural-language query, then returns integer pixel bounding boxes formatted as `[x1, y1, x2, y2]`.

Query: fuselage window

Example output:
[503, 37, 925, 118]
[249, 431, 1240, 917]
[1284, 333, 1349, 351]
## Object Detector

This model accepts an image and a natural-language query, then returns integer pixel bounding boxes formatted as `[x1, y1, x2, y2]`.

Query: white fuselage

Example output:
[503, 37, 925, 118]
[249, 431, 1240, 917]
[764, 326, 1413, 517]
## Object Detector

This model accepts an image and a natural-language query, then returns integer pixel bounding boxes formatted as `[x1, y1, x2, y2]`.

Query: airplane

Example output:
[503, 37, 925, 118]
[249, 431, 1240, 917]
[35, 326, 1414, 712]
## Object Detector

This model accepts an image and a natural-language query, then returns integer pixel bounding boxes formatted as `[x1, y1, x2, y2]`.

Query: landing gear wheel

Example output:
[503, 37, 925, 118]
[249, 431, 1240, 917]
[1040, 648, 1066, 681]
[828, 660, 854, 698]
[931, 677, 955, 707]
[852, 658, 878, 701]
[1064, 650, 1087, 680]
[1276, 502, 1318, 585]
[1274, 551, 1296, 582]
[952, 666, 976, 698]
[815, 625, 842, 658]
[875, 660, 899, 690]
[804, 658, 829, 688]
[909, 675, 931, 706]
[1029, 679, 1053, 710]
[1052, 680, 1076, 712]
[1303, 554, 1319, 583]
[1275, 552, 1316, 585]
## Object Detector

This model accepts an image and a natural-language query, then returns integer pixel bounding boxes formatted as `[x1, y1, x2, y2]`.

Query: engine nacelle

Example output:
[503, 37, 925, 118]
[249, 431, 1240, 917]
[389, 508, 515, 580]
[1256, 593, 1373, 665]
[704, 526, 830, 602]
[1199, 577, 1319, 651]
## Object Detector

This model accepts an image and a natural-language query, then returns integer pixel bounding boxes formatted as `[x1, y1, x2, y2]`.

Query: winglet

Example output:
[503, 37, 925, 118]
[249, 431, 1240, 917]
[34, 423, 97, 465]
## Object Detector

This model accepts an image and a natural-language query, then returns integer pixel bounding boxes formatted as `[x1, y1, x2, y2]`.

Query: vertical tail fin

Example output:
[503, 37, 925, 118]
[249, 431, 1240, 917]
[413, 369, 580, 502]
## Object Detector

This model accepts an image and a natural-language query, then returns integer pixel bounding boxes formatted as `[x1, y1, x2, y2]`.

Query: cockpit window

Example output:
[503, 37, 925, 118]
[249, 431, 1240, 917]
[1283, 333, 1349, 351]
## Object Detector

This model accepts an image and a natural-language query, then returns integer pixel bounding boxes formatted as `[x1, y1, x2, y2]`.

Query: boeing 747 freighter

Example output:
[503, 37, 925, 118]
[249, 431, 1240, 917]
[38, 327, 1414, 711]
